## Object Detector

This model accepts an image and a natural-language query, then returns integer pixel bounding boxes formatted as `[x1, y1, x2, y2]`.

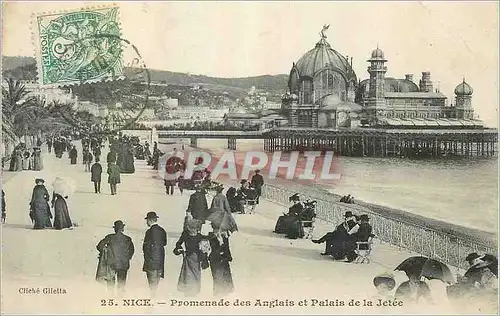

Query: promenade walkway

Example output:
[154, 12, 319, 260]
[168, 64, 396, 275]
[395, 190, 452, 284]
[0, 142, 475, 314]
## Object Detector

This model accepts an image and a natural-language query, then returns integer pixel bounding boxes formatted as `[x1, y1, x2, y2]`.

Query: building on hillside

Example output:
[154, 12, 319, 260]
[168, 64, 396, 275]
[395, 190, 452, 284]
[5, 81, 78, 105]
[76, 101, 100, 117]
[224, 108, 288, 129]
[169, 106, 229, 120]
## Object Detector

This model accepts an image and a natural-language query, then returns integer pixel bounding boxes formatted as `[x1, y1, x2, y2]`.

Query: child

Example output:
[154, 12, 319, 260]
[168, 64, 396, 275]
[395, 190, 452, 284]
[373, 273, 396, 300]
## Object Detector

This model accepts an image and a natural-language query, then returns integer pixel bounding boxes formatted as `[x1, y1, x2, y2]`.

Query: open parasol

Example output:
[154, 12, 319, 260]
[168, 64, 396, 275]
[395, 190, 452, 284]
[395, 256, 455, 284]
[52, 177, 76, 197]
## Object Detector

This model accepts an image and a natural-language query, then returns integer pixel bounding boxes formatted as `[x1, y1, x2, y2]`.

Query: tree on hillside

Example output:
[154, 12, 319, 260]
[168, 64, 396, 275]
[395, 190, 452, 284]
[2, 78, 40, 142]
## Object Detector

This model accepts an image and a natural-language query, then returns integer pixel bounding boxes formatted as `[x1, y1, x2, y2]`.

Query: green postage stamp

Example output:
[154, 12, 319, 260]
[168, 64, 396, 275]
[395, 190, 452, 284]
[33, 7, 124, 86]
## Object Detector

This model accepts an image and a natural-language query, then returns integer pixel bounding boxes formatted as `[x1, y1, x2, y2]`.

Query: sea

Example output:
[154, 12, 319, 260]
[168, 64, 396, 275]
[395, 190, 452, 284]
[159, 138, 498, 234]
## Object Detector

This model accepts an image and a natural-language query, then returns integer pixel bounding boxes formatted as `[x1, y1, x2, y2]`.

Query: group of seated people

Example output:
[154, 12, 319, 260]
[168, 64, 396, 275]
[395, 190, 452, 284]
[447, 252, 498, 308]
[312, 210, 375, 262]
[274, 193, 317, 239]
[226, 180, 259, 214]
[340, 194, 355, 204]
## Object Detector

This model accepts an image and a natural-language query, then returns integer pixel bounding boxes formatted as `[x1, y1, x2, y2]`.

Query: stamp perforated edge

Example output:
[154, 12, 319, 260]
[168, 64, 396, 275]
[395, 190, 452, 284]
[30, 3, 126, 88]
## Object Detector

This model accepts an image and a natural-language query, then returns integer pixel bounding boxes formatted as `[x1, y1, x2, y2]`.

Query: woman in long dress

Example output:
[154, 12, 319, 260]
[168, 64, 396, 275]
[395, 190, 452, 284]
[210, 186, 238, 232]
[32, 148, 42, 171]
[52, 192, 73, 230]
[274, 194, 302, 234]
[23, 150, 30, 170]
[174, 219, 207, 297]
[29, 179, 52, 229]
[208, 223, 234, 297]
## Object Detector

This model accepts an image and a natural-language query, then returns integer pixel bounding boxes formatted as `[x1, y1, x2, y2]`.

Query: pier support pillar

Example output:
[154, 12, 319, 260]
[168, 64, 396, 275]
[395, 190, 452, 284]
[190, 137, 197, 148]
[227, 138, 237, 150]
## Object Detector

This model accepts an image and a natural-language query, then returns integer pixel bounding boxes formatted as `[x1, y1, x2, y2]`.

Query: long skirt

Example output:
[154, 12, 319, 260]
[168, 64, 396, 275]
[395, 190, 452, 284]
[32, 204, 52, 229]
[33, 156, 43, 171]
[70, 157, 77, 164]
[53, 198, 73, 230]
[274, 215, 296, 234]
[286, 220, 305, 239]
[16, 157, 23, 171]
[22, 158, 29, 170]
[177, 252, 202, 297]
[9, 156, 16, 171]
[210, 260, 234, 296]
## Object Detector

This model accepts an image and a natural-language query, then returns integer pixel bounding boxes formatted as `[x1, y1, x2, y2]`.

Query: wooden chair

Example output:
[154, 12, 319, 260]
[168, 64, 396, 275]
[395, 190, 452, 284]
[299, 216, 316, 239]
[243, 197, 258, 214]
[355, 238, 374, 264]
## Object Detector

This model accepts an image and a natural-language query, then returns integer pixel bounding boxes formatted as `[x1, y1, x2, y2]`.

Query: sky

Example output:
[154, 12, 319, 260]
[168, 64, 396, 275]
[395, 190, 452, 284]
[2, 1, 499, 127]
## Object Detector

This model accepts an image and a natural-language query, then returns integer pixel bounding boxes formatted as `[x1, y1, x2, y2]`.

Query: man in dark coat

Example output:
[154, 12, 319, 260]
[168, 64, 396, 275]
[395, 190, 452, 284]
[187, 185, 208, 222]
[107, 162, 121, 195]
[91, 158, 103, 193]
[47, 138, 53, 153]
[1, 190, 6, 224]
[96, 220, 135, 292]
[250, 169, 264, 204]
[143, 211, 167, 297]
[69, 146, 78, 164]
[313, 211, 359, 260]
[107, 150, 117, 164]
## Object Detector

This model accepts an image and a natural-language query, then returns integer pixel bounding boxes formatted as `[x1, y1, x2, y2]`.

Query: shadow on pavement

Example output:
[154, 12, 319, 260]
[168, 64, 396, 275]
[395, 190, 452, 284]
[251, 243, 332, 262]
[1, 223, 34, 230]
[237, 225, 277, 239]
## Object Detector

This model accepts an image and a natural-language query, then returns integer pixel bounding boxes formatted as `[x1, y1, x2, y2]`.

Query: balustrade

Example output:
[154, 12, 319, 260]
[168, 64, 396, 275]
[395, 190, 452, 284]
[261, 183, 495, 270]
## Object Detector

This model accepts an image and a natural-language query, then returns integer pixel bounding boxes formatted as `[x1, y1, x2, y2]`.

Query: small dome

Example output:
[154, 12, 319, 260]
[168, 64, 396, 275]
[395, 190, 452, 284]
[371, 47, 385, 59]
[454, 80, 473, 96]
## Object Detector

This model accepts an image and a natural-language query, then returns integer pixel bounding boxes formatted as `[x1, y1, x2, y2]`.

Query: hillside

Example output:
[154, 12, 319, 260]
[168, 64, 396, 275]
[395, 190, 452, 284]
[1, 56, 288, 93]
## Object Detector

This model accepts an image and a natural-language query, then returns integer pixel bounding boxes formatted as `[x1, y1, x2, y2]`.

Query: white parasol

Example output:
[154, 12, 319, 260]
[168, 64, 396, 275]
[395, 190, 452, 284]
[52, 177, 76, 197]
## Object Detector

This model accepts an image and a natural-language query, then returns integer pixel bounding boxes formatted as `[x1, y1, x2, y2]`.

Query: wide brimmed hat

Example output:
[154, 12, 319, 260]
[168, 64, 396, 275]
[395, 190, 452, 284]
[113, 220, 125, 229]
[465, 252, 481, 262]
[373, 273, 396, 290]
[344, 211, 354, 218]
[35, 178, 45, 183]
[185, 218, 202, 234]
[145, 211, 159, 220]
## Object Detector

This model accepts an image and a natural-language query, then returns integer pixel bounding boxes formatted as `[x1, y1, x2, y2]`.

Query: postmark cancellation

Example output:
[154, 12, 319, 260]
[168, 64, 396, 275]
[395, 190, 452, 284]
[32, 6, 124, 86]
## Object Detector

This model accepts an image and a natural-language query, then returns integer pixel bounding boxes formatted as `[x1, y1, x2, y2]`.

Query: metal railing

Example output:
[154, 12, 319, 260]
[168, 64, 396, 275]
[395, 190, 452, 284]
[261, 183, 496, 270]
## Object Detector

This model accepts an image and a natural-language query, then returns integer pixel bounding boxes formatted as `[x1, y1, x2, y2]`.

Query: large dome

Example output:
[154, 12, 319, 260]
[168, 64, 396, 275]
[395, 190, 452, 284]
[293, 38, 357, 83]
[454, 80, 473, 96]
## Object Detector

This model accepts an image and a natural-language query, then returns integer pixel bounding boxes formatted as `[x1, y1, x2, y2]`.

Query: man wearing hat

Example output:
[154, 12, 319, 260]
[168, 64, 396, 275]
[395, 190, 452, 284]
[96, 220, 135, 292]
[312, 211, 359, 259]
[187, 184, 208, 221]
[250, 169, 264, 204]
[459, 252, 487, 285]
[142, 211, 167, 297]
